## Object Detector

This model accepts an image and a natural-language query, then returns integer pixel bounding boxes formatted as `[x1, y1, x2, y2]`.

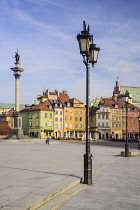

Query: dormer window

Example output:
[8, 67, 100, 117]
[55, 103, 58, 107]
[115, 104, 118, 108]
[123, 107, 126, 111]
[132, 107, 137, 111]
[67, 102, 70, 107]
[60, 104, 62, 108]
[49, 105, 52, 109]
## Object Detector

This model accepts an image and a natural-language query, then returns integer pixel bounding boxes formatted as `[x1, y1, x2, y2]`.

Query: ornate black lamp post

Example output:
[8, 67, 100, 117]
[123, 90, 131, 157]
[138, 114, 140, 150]
[77, 21, 100, 184]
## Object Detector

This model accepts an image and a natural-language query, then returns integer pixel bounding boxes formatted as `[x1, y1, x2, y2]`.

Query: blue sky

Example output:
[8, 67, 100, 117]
[0, 0, 140, 104]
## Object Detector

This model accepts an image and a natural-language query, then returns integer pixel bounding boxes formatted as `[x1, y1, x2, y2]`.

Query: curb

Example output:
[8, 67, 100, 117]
[121, 150, 140, 157]
[26, 165, 109, 210]
[26, 178, 82, 210]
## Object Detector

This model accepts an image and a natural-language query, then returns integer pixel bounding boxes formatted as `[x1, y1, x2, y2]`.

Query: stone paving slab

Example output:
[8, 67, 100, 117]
[60, 156, 140, 210]
[0, 139, 140, 210]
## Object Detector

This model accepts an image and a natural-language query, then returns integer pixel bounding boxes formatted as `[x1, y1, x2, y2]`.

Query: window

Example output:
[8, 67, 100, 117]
[106, 122, 108, 127]
[112, 123, 114, 128]
[60, 111, 62, 115]
[102, 122, 104, 127]
[98, 114, 100, 119]
[60, 124, 62, 128]
[55, 110, 58, 114]
[55, 117, 58, 121]
[70, 123, 72, 128]
[106, 109, 108, 112]
[50, 113, 52, 118]
[65, 110, 68, 113]
[75, 117, 78, 121]
[116, 117, 118, 121]
[49, 105, 52, 109]
[36, 121, 39, 127]
[106, 114, 109, 119]
[60, 117, 62, 121]
[55, 124, 58, 128]
[75, 124, 78, 128]
[80, 124, 82, 128]
[70, 110, 72, 113]
[55, 104, 58, 107]
[60, 104, 62, 108]
[65, 116, 68, 120]
[67, 102, 70, 107]
[36, 113, 39, 118]
[75, 111, 78, 114]
[112, 116, 114, 120]
[45, 113, 48, 118]
[29, 121, 32, 127]
[49, 121, 52, 127]
[80, 111, 82, 114]
[29, 114, 32, 119]
[70, 116, 72, 120]
[116, 124, 118, 128]
[102, 114, 104, 119]
[44, 122, 48, 126]
[98, 122, 100, 127]
[80, 117, 82, 121]
[65, 123, 68, 128]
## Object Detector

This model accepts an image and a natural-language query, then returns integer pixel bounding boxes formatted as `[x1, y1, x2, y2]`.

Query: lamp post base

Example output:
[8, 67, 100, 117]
[125, 143, 129, 157]
[84, 153, 92, 185]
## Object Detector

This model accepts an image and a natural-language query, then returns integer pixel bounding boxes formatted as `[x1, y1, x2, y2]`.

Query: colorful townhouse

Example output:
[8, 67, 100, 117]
[90, 102, 110, 140]
[121, 103, 140, 140]
[62, 98, 86, 139]
[21, 100, 54, 138]
[0, 108, 13, 136]
[100, 98, 122, 139]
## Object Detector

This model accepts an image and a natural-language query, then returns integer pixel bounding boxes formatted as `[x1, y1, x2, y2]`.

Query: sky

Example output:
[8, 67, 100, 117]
[0, 0, 140, 105]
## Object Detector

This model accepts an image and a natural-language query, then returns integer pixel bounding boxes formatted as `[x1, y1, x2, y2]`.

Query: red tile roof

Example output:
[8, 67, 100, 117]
[35, 100, 50, 110]
[58, 92, 70, 106]
[101, 98, 140, 112]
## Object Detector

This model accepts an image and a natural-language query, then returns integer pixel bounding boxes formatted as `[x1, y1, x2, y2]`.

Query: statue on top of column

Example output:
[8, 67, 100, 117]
[14, 50, 20, 63]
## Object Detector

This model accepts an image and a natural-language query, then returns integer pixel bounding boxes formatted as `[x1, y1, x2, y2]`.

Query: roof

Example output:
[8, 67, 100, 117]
[101, 98, 140, 112]
[58, 92, 70, 106]
[0, 108, 14, 117]
[21, 100, 51, 112]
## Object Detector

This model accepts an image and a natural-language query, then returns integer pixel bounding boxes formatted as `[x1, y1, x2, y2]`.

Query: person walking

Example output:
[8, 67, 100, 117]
[46, 137, 50, 145]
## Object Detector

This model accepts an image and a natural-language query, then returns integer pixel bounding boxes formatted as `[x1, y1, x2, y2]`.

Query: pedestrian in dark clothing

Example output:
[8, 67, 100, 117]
[46, 137, 50, 144]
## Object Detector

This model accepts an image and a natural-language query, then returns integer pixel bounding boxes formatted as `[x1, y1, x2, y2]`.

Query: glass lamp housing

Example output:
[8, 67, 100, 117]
[123, 90, 131, 103]
[77, 31, 91, 55]
[89, 44, 100, 63]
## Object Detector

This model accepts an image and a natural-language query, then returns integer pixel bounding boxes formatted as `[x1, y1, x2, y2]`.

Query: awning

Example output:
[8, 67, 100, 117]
[44, 129, 54, 132]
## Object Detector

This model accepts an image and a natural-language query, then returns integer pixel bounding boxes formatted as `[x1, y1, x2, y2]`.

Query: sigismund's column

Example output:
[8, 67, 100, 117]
[10, 50, 24, 139]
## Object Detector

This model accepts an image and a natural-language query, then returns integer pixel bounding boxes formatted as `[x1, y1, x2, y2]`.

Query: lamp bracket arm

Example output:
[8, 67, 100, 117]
[83, 55, 88, 66]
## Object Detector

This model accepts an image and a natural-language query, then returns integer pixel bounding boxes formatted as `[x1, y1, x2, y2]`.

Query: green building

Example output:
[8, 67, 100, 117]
[21, 101, 54, 138]
[121, 86, 140, 107]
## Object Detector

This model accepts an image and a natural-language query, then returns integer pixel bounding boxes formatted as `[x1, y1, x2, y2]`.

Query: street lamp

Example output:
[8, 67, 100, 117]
[77, 21, 100, 185]
[123, 90, 131, 157]
[138, 114, 140, 150]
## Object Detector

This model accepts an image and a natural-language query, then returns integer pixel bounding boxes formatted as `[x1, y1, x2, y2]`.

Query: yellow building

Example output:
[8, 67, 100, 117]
[63, 98, 86, 139]
[110, 107, 122, 139]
